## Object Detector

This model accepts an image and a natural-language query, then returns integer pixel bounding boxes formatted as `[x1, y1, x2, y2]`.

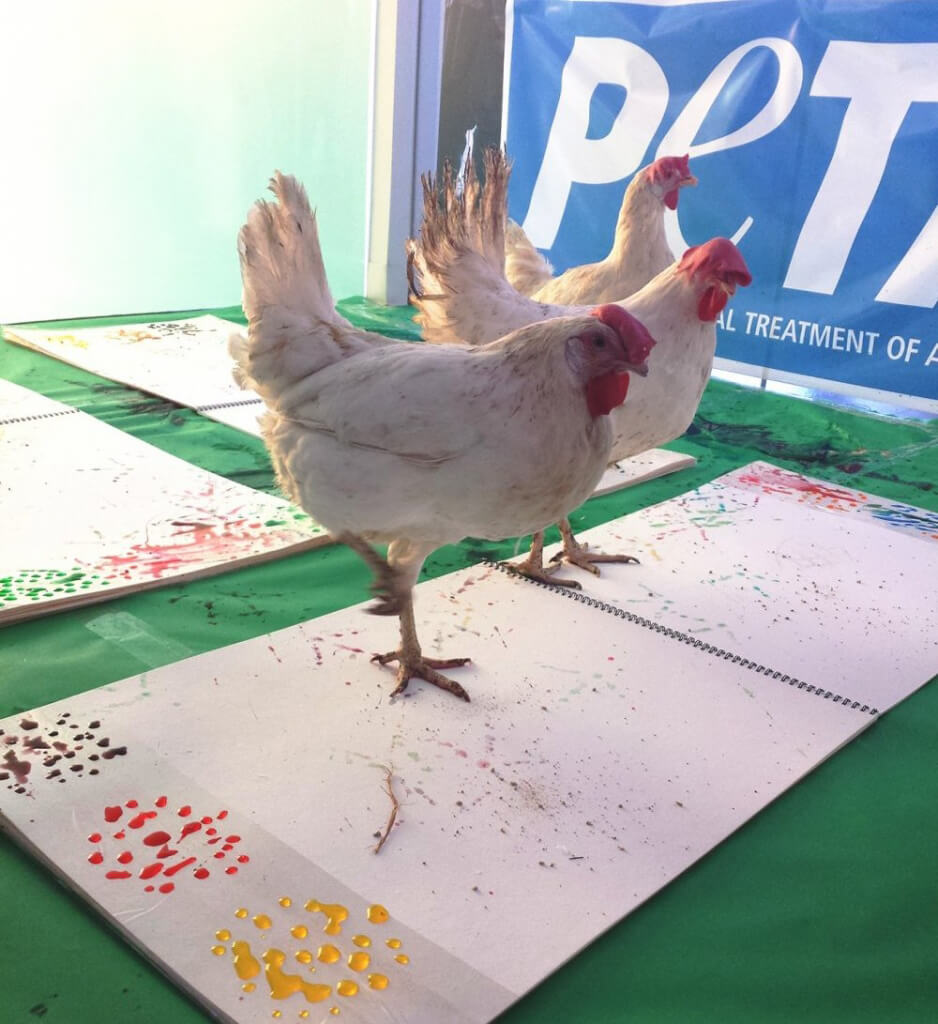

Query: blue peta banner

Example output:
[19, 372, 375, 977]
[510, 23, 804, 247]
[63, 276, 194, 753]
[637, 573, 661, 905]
[504, 0, 938, 403]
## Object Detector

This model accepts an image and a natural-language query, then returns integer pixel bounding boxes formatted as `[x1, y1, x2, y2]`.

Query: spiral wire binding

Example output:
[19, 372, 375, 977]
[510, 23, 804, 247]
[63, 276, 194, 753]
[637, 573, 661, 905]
[196, 398, 265, 412]
[485, 559, 879, 717]
[0, 407, 82, 426]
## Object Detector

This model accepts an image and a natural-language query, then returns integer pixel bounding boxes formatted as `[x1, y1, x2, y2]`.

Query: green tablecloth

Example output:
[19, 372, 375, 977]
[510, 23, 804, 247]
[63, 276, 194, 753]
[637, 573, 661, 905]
[1, 301, 936, 1023]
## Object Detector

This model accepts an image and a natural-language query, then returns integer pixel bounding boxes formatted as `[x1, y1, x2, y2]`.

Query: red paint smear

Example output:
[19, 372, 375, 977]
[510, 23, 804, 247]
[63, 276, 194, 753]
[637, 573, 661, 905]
[105, 870, 132, 880]
[194, 867, 210, 880]
[180, 821, 202, 839]
[155, 795, 167, 808]
[88, 852, 104, 865]
[735, 465, 866, 508]
[455, 750, 468, 758]
[140, 863, 163, 880]
[225, 866, 238, 876]
[336, 644, 365, 654]
[117, 851, 134, 865]
[216, 810, 228, 820]
[143, 830, 172, 847]
[88, 833, 102, 844]
[156, 844, 177, 860]
[163, 856, 197, 878]
[96, 519, 272, 582]
[478, 760, 490, 769]
[104, 805, 122, 823]
[207, 836, 222, 845]
[158, 882, 175, 894]
[177, 805, 192, 817]
[128, 811, 156, 829]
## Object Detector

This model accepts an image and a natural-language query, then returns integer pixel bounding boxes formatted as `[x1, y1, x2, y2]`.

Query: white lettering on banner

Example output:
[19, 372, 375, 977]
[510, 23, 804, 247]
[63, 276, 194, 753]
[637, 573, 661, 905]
[742, 311, 879, 354]
[521, 37, 668, 248]
[877, 203, 938, 309]
[656, 38, 803, 256]
[925, 343, 938, 367]
[886, 335, 922, 362]
[785, 42, 938, 298]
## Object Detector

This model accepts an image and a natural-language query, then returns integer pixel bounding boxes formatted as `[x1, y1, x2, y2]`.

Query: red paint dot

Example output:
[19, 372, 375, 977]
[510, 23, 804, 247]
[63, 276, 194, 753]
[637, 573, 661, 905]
[224, 835, 241, 844]
[156, 844, 177, 860]
[158, 882, 175, 894]
[113, 830, 126, 840]
[144, 885, 154, 892]
[143, 830, 171, 847]
[205, 827, 217, 836]
[105, 870, 132, 880]
[180, 821, 202, 839]
[237, 855, 250, 864]
[117, 851, 133, 865]
[225, 866, 238, 875]
[177, 805, 192, 817]
[88, 852, 104, 865]
[194, 867, 210, 880]
[213, 852, 225, 859]
[607, 656, 615, 662]
[201, 816, 213, 825]
[207, 836, 222, 845]
[88, 833, 102, 844]
[140, 863, 163, 880]
[217, 810, 228, 820]
[155, 795, 167, 808]
[104, 805, 123, 823]
[126, 799, 139, 808]
[128, 812, 151, 829]
[222, 844, 233, 852]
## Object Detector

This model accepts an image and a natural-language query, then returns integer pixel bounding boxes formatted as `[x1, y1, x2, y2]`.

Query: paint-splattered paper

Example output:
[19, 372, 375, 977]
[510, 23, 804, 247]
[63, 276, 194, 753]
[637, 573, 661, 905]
[0, 379, 327, 624]
[6, 485, 927, 1022]
[532, 461, 938, 713]
[3, 315, 266, 431]
[593, 448, 695, 496]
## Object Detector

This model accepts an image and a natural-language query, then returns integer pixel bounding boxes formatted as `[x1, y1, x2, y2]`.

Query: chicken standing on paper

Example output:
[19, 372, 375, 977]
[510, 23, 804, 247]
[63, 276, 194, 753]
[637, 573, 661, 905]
[408, 153, 751, 582]
[504, 153, 697, 303]
[230, 173, 656, 701]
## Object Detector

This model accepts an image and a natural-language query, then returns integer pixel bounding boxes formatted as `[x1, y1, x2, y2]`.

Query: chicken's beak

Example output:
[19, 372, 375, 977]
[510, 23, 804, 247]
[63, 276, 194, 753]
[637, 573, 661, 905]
[618, 359, 650, 378]
[683, 173, 698, 188]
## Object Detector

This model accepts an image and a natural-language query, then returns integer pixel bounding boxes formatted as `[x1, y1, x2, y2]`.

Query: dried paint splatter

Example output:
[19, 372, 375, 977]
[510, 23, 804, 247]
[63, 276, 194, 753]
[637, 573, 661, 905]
[86, 796, 249, 893]
[0, 711, 127, 795]
[0, 568, 109, 606]
[213, 896, 405, 1015]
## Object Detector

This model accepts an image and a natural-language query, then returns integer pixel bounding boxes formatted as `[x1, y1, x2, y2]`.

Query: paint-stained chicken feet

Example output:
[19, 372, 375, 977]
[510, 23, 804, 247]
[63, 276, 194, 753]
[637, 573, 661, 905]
[549, 518, 639, 576]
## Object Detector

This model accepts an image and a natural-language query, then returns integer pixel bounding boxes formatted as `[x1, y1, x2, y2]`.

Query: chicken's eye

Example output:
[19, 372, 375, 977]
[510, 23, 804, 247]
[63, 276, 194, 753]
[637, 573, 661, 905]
[590, 333, 606, 349]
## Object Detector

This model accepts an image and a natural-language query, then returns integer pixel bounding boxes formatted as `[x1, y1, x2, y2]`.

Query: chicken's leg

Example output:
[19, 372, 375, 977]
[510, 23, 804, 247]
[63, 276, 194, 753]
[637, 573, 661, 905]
[372, 594, 471, 702]
[550, 518, 639, 576]
[509, 530, 583, 589]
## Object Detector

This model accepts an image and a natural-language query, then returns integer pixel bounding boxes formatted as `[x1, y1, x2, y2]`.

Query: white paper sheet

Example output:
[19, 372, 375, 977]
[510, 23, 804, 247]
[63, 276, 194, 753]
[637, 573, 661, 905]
[4, 315, 265, 426]
[0, 379, 327, 623]
[0, 551, 886, 1022]
[593, 448, 696, 496]
[530, 461, 938, 713]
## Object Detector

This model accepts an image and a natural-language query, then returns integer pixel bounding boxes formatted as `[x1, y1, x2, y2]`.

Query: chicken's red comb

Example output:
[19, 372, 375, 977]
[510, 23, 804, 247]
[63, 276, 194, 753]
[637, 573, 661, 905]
[647, 154, 693, 187]
[679, 238, 752, 288]
[590, 304, 656, 364]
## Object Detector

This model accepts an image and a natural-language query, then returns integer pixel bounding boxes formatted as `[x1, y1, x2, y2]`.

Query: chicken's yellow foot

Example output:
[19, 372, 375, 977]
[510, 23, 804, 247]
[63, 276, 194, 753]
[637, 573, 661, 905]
[508, 530, 583, 589]
[372, 650, 471, 702]
[550, 518, 640, 576]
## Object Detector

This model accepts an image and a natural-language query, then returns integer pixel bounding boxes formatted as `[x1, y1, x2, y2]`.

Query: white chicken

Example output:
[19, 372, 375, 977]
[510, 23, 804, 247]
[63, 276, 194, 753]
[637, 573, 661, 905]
[408, 158, 751, 580]
[505, 151, 695, 303]
[230, 173, 656, 701]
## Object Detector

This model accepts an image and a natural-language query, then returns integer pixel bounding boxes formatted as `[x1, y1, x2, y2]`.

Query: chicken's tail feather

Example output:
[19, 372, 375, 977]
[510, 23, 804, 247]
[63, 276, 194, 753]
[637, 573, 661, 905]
[232, 171, 375, 403]
[407, 147, 512, 343]
[504, 221, 554, 297]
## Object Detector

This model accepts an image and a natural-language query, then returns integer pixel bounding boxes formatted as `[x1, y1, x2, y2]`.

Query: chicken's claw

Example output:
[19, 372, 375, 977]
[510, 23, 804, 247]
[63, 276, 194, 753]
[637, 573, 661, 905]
[372, 651, 472, 702]
[508, 529, 583, 589]
[552, 519, 640, 576]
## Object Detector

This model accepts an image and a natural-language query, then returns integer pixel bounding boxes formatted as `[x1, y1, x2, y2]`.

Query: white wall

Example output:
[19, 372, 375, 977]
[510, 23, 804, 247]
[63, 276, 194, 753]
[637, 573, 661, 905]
[0, 1, 374, 322]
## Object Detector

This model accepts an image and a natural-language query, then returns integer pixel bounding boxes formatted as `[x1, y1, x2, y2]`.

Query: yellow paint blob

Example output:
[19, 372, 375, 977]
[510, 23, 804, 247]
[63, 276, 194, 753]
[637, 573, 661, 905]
[336, 980, 359, 997]
[366, 904, 389, 925]
[242, 983, 256, 993]
[295, 950, 314, 965]
[291, 924, 309, 940]
[299, 1014, 310, 1021]
[316, 944, 341, 965]
[352, 934, 371, 948]
[232, 940, 261, 981]
[329, 1010, 340, 1017]
[279, 896, 292, 908]
[262, 948, 331, 1004]
[348, 952, 370, 972]
[253, 914, 273, 930]
[386, 938, 402, 949]
[235, 908, 249, 919]
[394, 954, 410, 965]
[211, 945, 226, 957]
[305, 900, 349, 936]
[272, 1013, 281, 1020]
[368, 974, 389, 991]
[216, 929, 231, 942]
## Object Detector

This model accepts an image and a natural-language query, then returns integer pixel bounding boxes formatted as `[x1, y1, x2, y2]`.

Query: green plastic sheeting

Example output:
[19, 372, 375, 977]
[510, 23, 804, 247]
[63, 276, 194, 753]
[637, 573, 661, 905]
[1, 301, 936, 1023]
